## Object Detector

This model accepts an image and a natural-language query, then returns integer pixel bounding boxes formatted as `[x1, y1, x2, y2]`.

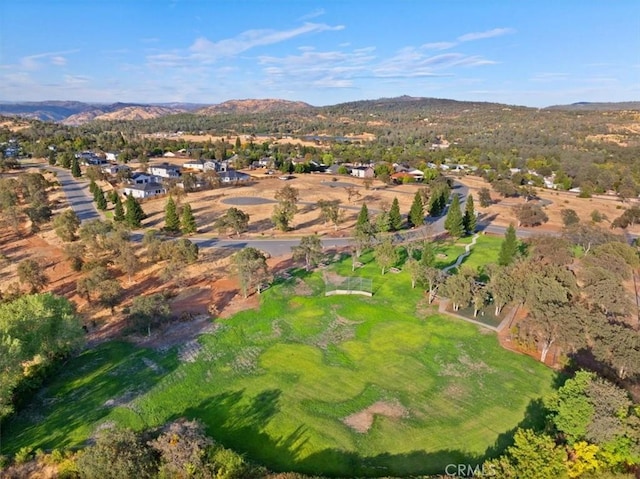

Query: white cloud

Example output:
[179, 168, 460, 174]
[18, 50, 78, 70]
[188, 22, 344, 63]
[298, 8, 325, 21]
[457, 28, 516, 42]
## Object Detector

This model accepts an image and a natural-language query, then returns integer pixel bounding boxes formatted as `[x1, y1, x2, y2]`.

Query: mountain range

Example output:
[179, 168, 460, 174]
[0, 98, 638, 124]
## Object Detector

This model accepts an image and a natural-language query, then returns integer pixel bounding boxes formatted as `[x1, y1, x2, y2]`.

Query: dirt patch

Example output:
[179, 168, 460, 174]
[343, 400, 408, 433]
[293, 278, 313, 296]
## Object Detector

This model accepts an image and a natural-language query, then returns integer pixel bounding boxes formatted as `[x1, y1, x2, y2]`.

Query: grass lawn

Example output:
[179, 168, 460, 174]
[458, 234, 503, 273]
[1, 252, 554, 477]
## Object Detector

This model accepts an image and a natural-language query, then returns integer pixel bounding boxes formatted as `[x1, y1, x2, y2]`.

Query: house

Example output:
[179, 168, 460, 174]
[204, 159, 231, 172]
[182, 159, 207, 171]
[105, 152, 118, 162]
[351, 166, 374, 179]
[129, 172, 158, 184]
[325, 164, 346, 175]
[122, 182, 167, 199]
[390, 172, 415, 183]
[148, 163, 181, 178]
[101, 163, 130, 175]
[406, 168, 425, 181]
[219, 169, 251, 183]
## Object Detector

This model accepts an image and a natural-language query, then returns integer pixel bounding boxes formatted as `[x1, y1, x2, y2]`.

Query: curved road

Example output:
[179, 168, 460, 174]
[55, 175, 558, 257]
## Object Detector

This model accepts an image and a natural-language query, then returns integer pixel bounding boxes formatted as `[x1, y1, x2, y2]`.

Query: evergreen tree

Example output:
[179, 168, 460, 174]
[180, 203, 197, 234]
[113, 195, 125, 222]
[463, 194, 477, 235]
[95, 189, 107, 211]
[124, 194, 145, 228]
[70, 157, 81, 178]
[408, 192, 424, 228]
[420, 241, 436, 267]
[89, 179, 98, 196]
[164, 197, 180, 232]
[388, 197, 402, 231]
[444, 194, 464, 237]
[498, 223, 518, 266]
[356, 203, 370, 230]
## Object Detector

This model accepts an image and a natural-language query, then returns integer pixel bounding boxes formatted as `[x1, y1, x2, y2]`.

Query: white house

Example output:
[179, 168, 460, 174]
[101, 163, 130, 175]
[129, 172, 158, 184]
[105, 152, 118, 162]
[182, 159, 207, 171]
[122, 182, 167, 199]
[148, 163, 181, 178]
[219, 169, 251, 183]
[351, 166, 374, 179]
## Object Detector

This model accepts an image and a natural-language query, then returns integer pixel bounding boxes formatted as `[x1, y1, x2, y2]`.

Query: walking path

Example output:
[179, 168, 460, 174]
[442, 233, 479, 273]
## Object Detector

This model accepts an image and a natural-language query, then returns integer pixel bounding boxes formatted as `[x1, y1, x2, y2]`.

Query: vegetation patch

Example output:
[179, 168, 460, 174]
[2, 254, 555, 477]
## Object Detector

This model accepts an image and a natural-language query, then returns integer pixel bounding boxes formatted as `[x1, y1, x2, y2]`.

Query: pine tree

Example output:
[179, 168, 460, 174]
[70, 157, 81, 178]
[89, 179, 98, 196]
[388, 197, 402, 231]
[95, 189, 107, 210]
[164, 197, 180, 232]
[420, 241, 436, 267]
[113, 195, 125, 222]
[180, 203, 197, 234]
[462, 194, 477, 235]
[498, 223, 518, 266]
[124, 194, 145, 228]
[356, 203, 370, 230]
[408, 192, 424, 228]
[444, 194, 464, 237]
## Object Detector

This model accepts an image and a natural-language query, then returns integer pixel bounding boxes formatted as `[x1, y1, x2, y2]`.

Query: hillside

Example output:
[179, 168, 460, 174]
[196, 98, 313, 115]
[62, 104, 185, 125]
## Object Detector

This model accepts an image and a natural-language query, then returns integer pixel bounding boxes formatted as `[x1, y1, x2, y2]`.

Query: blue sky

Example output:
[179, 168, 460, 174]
[1, 0, 638, 107]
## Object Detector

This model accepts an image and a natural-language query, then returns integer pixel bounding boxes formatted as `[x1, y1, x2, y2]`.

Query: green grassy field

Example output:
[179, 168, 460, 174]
[1, 240, 554, 477]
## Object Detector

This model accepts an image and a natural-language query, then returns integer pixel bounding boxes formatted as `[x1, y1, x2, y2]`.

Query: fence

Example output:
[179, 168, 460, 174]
[324, 275, 373, 297]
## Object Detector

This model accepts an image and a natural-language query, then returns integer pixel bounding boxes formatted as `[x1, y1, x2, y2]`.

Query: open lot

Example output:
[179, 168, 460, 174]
[2, 250, 555, 477]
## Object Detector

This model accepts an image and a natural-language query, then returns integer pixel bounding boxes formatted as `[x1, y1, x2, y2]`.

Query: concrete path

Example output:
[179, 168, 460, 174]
[443, 233, 479, 273]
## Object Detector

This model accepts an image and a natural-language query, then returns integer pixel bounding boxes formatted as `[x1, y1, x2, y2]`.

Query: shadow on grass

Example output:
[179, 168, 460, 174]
[1, 341, 180, 455]
[182, 389, 551, 478]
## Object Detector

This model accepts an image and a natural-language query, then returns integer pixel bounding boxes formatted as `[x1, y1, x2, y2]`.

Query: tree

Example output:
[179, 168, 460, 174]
[443, 267, 476, 311]
[70, 156, 81, 178]
[180, 202, 197, 234]
[94, 188, 108, 211]
[76, 427, 157, 479]
[561, 208, 580, 227]
[232, 247, 270, 298]
[63, 242, 86, 271]
[17, 259, 48, 293]
[408, 191, 424, 228]
[215, 207, 249, 237]
[272, 185, 299, 231]
[129, 293, 171, 335]
[498, 224, 518, 266]
[354, 203, 375, 256]
[164, 196, 180, 233]
[483, 429, 567, 479]
[373, 238, 398, 275]
[292, 234, 324, 271]
[317, 199, 343, 230]
[53, 209, 81, 242]
[149, 419, 213, 479]
[488, 266, 516, 315]
[388, 197, 402, 231]
[444, 194, 464, 238]
[428, 182, 449, 217]
[98, 279, 124, 313]
[124, 195, 145, 228]
[0, 294, 84, 420]
[492, 179, 519, 197]
[478, 187, 492, 207]
[113, 195, 125, 222]
[514, 203, 548, 227]
[462, 194, 476, 235]
[545, 370, 594, 445]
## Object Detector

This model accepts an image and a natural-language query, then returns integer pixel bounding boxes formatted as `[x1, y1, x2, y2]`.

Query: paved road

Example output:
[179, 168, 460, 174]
[51, 167, 102, 221]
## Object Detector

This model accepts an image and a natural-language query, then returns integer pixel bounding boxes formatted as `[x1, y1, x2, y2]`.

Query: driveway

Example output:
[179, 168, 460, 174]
[52, 167, 101, 222]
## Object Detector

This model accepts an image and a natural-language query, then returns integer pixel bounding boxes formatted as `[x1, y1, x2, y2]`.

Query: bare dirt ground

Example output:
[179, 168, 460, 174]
[343, 400, 409, 433]
[456, 175, 640, 236]
[136, 173, 424, 238]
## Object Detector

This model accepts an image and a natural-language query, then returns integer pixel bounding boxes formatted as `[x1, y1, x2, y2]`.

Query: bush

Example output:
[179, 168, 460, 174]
[13, 446, 33, 465]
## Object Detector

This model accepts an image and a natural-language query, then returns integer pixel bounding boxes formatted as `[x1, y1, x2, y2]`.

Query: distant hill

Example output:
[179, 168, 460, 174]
[62, 104, 185, 125]
[545, 101, 640, 111]
[197, 99, 313, 115]
[0, 101, 95, 122]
